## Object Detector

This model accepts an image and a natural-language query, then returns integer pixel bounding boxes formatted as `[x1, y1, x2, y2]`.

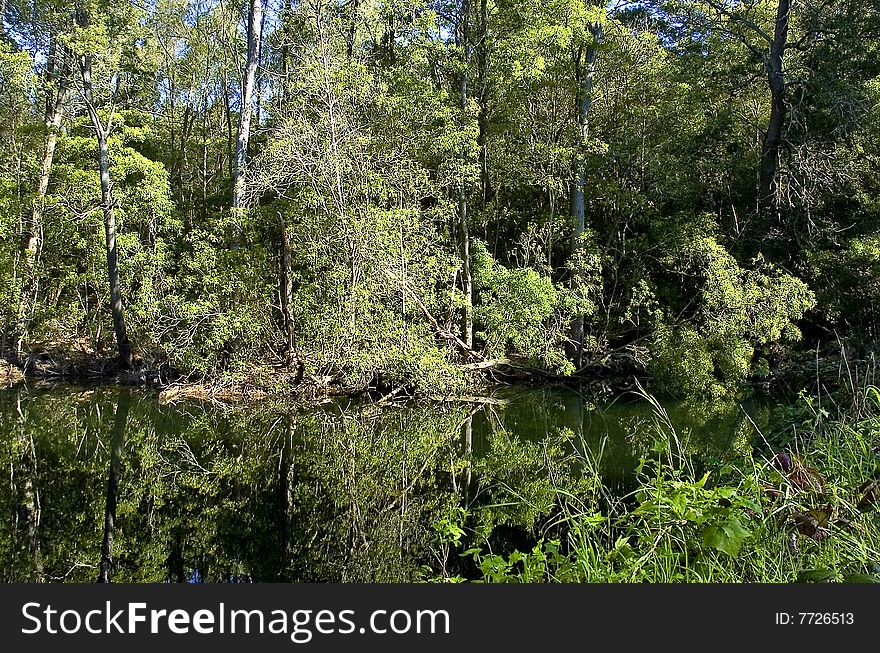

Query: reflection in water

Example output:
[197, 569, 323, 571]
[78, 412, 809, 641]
[99, 391, 130, 583]
[0, 385, 779, 582]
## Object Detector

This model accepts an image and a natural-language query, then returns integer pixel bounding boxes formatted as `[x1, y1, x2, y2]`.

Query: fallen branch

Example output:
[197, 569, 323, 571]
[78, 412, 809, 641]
[460, 358, 511, 370]
[428, 394, 510, 406]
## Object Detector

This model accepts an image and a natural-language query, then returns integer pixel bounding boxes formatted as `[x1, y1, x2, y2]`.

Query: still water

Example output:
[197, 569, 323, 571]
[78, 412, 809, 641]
[0, 384, 786, 582]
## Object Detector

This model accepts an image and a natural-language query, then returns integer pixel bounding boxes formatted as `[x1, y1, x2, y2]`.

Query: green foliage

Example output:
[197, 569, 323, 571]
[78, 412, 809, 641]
[473, 240, 582, 373]
[0, 0, 877, 399]
[649, 234, 815, 397]
[807, 234, 880, 339]
[432, 387, 880, 583]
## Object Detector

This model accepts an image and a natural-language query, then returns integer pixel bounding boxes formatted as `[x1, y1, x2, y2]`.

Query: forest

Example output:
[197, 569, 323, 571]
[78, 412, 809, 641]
[4, 0, 880, 585]
[0, 0, 879, 398]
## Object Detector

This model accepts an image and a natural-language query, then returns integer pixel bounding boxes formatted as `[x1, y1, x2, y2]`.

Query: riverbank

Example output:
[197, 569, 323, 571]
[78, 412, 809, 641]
[1, 348, 639, 404]
[4, 339, 877, 406]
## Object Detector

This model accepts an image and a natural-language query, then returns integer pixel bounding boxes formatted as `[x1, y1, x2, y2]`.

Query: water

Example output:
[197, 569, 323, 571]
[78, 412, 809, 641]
[0, 383, 785, 582]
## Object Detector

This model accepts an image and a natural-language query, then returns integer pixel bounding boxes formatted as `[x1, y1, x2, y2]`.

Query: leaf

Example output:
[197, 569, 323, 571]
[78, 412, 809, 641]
[797, 568, 838, 583]
[715, 486, 737, 499]
[670, 492, 688, 517]
[702, 517, 751, 557]
[857, 477, 880, 512]
[788, 462, 826, 494]
[842, 573, 880, 583]
[791, 504, 835, 541]
[809, 504, 834, 527]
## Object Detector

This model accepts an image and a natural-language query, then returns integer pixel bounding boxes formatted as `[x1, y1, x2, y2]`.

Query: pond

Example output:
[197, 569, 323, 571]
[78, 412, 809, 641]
[0, 383, 790, 582]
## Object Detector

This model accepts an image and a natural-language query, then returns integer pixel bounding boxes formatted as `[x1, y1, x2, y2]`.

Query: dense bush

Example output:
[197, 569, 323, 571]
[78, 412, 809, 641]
[649, 235, 815, 397]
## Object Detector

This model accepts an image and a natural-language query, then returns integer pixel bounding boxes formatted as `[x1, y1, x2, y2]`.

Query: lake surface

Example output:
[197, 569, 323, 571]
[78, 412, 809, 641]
[0, 383, 788, 582]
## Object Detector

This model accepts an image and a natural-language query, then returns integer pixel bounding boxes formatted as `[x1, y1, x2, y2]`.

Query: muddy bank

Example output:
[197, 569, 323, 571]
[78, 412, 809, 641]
[0, 359, 24, 387]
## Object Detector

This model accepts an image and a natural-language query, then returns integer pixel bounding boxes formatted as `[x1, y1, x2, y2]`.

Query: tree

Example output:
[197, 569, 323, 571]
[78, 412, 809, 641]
[12, 5, 71, 358]
[231, 0, 263, 221]
[456, 0, 474, 348]
[72, 1, 135, 367]
[569, 14, 603, 366]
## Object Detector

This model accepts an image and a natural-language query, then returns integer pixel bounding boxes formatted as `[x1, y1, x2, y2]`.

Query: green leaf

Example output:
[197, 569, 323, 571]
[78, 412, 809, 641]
[842, 573, 880, 583]
[702, 517, 751, 557]
[797, 569, 838, 583]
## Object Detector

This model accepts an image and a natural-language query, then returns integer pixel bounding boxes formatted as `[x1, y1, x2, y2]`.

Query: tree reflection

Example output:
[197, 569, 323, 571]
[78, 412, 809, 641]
[0, 386, 772, 582]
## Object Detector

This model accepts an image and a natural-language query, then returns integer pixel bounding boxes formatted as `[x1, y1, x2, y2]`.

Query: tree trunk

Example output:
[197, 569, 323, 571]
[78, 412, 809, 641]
[231, 0, 263, 215]
[758, 0, 790, 240]
[98, 134, 134, 367]
[77, 9, 133, 368]
[98, 392, 130, 583]
[255, 5, 267, 127]
[222, 70, 234, 180]
[476, 0, 490, 209]
[569, 22, 602, 367]
[458, 0, 474, 349]
[279, 214, 295, 362]
[14, 40, 69, 359]
[346, 0, 360, 59]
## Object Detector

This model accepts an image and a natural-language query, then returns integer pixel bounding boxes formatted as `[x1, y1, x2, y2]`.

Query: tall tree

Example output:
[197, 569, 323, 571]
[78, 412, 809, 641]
[685, 0, 797, 245]
[74, 2, 133, 367]
[231, 0, 263, 218]
[457, 0, 474, 349]
[14, 31, 70, 359]
[569, 17, 603, 366]
[758, 0, 791, 228]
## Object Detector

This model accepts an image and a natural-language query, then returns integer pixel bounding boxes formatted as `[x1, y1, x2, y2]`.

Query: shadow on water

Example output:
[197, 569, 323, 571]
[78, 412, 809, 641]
[0, 384, 783, 582]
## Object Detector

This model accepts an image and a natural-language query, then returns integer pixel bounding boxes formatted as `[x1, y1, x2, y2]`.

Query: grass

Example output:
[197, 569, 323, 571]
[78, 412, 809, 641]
[435, 384, 880, 583]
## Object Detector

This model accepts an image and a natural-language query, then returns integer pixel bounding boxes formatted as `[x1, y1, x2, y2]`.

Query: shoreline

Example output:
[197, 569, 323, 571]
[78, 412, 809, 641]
[3, 343, 875, 405]
[0, 349, 635, 405]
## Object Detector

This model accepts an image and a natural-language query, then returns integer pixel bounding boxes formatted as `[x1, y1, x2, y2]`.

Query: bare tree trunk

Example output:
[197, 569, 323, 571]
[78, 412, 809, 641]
[222, 70, 234, 180]
[255, 5, 267, 126]
[98, 392, 130, 583]
[569, 22, 602, 367]
[476, 0, 490, 210]
[458, 0, 474, 349]
[758, 0, 791, 241]
[14, 40, 69, 360]
[231, 0, 263, 216]
[77, 9, 133, 368]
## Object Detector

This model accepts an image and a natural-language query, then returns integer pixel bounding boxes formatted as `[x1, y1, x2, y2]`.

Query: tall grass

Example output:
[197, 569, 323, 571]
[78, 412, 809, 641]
[454, 383, 880, 583]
